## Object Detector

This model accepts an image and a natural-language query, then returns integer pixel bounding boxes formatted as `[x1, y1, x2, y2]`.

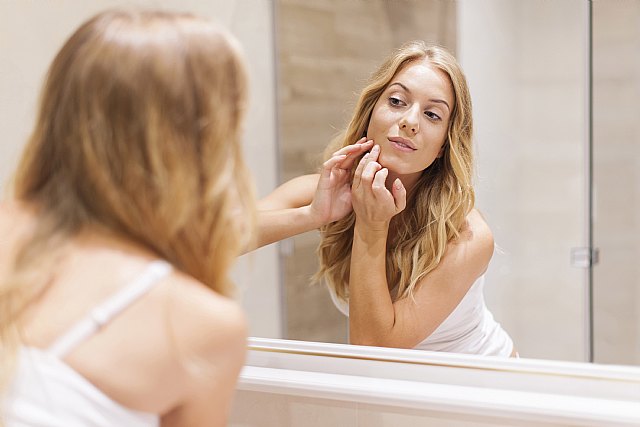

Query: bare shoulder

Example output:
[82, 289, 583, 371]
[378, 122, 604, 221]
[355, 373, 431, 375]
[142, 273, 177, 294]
[464, 209, 494, 243]
[258, 174, 320, 210]
[0, 200, 35, 234]
[166, 272, 247, 361]
[157, 272, 248, 426]
[0, 201, 37, 271]
[455, 209, 495, 271]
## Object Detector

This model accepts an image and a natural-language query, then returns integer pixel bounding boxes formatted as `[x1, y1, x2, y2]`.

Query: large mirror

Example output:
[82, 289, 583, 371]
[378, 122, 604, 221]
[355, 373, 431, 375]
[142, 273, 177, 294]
[269, 0, 640, 366]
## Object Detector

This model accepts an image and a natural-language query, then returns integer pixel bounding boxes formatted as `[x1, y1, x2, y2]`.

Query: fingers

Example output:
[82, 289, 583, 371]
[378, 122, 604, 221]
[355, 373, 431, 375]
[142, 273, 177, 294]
[331, 138, 369, 156]
[391, 178, 407, 212]
[322, 154, 347, 172]
[353, 145, 379, 190]
[332, 138, 374, 169]
[371, 167, 389, 196]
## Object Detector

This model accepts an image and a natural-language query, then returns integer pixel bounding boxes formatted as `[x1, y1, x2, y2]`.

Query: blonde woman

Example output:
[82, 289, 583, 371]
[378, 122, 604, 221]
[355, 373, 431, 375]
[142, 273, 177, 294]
[1, 10, 255, 426]
[259, 42, 515, 357]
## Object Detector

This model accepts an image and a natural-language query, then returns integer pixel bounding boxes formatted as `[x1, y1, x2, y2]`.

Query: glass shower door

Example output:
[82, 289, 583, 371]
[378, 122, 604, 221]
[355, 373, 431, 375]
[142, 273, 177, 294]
[459, 0, 592, 362]
[592, 1, 640, 366]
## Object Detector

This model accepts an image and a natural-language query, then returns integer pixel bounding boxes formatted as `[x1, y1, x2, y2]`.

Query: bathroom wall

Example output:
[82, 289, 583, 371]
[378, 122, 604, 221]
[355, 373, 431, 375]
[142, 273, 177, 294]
[231, 392, 564, 427]
[0, 0, 281, 337]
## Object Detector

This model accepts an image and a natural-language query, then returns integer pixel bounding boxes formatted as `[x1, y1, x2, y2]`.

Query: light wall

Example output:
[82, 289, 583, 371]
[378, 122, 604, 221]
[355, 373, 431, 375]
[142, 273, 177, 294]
[0, 0, 281, 338]
[459, 0, 589, 361]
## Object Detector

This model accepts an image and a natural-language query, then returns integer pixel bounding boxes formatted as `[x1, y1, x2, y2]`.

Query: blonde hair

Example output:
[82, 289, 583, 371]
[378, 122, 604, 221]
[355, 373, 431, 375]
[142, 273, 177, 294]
[0, 10, 255, 392]
[316, 41, 474, 301]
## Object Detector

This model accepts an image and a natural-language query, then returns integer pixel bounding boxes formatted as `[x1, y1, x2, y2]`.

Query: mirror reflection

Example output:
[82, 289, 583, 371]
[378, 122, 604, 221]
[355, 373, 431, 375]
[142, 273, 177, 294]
[268, 0, 640, 366]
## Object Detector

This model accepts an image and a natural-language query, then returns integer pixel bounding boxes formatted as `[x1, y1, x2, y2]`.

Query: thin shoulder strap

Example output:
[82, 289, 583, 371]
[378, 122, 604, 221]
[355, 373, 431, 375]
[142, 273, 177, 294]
[47, 260, 173, 358]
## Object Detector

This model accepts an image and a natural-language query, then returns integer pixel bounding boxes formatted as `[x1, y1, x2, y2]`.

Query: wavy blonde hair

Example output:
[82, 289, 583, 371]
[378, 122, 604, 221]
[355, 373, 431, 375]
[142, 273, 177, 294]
[0, 10, 255, 392]
[316, 41, 474, 302]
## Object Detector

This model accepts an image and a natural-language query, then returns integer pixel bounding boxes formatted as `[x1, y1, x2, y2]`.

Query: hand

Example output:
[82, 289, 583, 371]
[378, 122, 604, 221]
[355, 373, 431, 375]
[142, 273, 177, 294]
[309, 137, 374, 226]
[351, 145, 407, 230]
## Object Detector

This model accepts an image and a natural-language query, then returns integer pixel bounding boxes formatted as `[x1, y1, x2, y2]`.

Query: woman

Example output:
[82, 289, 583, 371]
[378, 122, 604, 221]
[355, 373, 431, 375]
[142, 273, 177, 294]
[258, 41, 515, 357]
[1, 10, 255, 426]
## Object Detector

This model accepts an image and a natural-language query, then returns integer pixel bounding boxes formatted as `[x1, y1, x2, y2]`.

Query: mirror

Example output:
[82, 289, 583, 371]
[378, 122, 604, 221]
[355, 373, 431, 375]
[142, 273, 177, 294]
[269, 0, 640, 366]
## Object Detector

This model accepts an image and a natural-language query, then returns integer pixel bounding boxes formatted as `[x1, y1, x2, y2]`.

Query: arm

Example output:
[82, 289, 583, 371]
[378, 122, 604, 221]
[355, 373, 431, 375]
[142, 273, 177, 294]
[253, 138, 374, 249]
[255, 175, 322, 248]
[348, 146, 493, 348]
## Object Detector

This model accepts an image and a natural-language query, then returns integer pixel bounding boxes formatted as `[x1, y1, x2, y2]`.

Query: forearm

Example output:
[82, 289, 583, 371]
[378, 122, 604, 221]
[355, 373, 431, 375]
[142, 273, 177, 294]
[348, 222, 397, 346]
[252, 206, 321, 250]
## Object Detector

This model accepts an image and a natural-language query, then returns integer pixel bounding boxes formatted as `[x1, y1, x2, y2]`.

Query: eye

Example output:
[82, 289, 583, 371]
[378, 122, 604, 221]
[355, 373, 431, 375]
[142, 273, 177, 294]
[389, 96, 405, 107]
[425, 111, 441, 121]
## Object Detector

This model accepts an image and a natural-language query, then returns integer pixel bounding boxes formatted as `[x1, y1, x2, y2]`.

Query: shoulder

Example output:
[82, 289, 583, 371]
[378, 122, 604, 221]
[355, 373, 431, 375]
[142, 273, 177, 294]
[165, 272, 247, 362]
[0, 200, 38, 273]
[258, 174, 320, 210]
[462, 209, 494, 245]
[451, 209, 494, 273]
[153, 271, 247, 423]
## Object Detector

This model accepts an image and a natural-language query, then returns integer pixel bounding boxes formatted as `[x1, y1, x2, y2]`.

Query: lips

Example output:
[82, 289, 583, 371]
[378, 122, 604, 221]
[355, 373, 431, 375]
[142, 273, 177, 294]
[388, 136, 417, 151]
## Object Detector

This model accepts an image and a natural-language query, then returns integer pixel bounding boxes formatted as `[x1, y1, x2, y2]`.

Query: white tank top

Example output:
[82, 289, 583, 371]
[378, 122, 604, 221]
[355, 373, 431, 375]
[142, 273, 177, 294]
[3, 260, 172, 427]
[328, 275, 514, 357]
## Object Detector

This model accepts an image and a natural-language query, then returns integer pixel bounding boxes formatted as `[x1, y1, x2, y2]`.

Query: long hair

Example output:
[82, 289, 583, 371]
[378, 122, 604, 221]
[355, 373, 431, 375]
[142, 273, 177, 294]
[316, 41, 474, 302]
[0, 9, 255, 391]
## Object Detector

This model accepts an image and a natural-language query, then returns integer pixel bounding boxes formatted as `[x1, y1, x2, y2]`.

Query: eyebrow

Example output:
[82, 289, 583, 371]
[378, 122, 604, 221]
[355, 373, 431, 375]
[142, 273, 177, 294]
[388, 82, 451, 112]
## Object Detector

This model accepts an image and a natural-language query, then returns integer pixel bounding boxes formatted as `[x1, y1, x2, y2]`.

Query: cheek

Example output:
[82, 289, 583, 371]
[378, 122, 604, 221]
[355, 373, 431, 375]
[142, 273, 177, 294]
[367, 107, 394, 136]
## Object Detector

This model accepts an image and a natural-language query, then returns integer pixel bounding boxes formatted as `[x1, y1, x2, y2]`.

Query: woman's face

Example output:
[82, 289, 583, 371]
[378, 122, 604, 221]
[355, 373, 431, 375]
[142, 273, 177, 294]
[366, 59, 454, 185]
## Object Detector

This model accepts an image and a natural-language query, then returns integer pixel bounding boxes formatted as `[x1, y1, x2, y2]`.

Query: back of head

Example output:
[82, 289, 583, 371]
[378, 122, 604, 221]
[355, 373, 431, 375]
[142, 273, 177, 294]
[13, 9, 255, 293]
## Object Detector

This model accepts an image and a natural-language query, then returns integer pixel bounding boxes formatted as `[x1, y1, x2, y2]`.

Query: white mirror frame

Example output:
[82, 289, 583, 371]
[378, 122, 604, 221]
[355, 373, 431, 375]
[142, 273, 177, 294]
[236, 338, 640, 426]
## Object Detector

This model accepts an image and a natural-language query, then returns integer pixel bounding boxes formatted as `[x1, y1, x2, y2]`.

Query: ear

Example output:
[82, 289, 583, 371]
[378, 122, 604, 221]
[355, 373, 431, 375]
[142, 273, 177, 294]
[436, 142, 447, 159]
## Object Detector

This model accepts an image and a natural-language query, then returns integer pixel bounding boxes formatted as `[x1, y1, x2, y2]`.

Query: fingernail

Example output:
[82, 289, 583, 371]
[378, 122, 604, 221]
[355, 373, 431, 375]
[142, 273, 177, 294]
[395, 179, 402, 189]
[373, 145, 380, 152]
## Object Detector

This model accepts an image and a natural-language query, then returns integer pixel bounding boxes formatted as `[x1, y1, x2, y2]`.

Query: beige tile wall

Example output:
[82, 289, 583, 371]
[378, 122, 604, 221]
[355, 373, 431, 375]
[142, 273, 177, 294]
[275, 0, 457, 343]
[230, 390, 569, 427]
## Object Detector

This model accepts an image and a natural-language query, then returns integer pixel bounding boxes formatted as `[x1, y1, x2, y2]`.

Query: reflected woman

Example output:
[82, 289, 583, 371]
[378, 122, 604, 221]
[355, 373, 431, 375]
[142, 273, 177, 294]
[1, 10, 255, 426]
[258, 41, 515, 357]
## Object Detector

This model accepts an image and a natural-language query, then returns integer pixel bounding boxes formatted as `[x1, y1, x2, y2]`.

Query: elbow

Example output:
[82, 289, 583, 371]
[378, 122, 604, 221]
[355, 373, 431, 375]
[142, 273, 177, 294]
[349, 328, 385, 347]
[349, 332, 414, 349]
[349, 335, 380, 347]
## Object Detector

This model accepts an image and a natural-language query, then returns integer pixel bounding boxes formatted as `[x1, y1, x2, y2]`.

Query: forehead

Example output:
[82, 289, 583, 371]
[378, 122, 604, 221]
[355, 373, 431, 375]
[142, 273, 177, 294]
[388, 60, 454, 105]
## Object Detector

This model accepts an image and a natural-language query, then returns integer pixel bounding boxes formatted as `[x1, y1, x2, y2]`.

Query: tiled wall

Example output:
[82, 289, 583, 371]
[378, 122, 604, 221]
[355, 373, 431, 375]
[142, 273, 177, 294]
[276, 0, 457, 343]
[230, 390, 569, 427]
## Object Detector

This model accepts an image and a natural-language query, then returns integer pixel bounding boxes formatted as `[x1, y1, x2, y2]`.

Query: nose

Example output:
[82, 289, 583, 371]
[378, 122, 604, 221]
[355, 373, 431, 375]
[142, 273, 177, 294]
[399, 105, 419, 135]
